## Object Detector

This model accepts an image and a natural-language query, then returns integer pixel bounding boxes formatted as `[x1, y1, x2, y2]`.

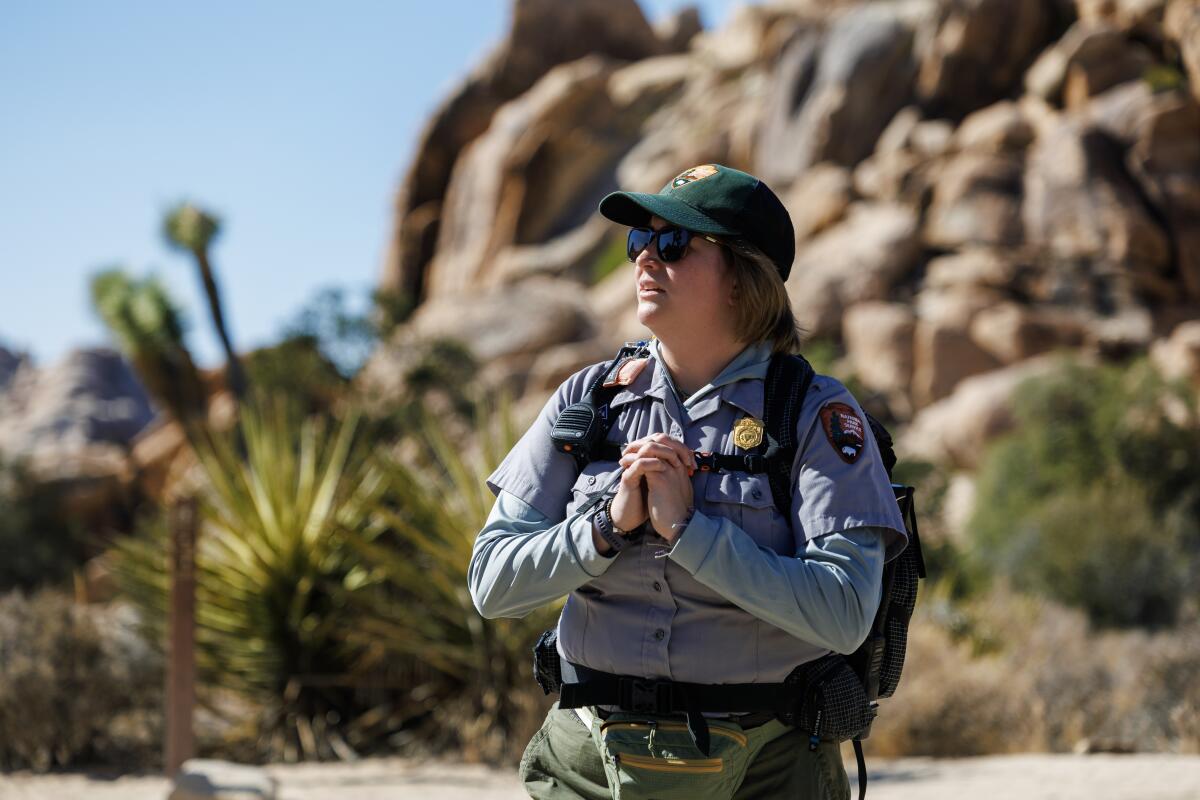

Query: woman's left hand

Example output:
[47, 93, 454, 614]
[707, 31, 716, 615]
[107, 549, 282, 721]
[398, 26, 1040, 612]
[644, 458, 694, 543]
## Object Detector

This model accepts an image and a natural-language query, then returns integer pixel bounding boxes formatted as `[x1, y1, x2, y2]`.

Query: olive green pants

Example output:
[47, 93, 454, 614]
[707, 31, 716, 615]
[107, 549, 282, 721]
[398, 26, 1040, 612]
[519, 703, 850, 800]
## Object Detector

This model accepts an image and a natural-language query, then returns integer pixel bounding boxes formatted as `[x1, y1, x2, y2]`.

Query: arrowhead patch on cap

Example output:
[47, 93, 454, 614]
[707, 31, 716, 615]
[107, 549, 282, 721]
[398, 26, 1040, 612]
[819, 402, 866, 464]
[671, 164, 719, 188]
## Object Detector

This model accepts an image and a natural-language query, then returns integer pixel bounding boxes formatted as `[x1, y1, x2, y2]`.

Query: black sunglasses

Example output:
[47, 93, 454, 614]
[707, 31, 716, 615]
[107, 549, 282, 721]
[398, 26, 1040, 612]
[626, 226, 721, 263]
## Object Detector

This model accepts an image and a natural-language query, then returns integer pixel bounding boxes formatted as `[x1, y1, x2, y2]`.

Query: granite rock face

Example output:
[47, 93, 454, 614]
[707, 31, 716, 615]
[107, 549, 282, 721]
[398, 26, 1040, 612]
[368, 0, 1200, 424]
[0, 348, 154, 476]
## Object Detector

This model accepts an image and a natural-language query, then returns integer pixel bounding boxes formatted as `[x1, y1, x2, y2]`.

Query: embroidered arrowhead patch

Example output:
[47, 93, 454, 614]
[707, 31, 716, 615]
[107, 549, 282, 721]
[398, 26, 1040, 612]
[819, 402, 866, 464]
[671, 164, 719, 188]
[602, 357, 649, 388]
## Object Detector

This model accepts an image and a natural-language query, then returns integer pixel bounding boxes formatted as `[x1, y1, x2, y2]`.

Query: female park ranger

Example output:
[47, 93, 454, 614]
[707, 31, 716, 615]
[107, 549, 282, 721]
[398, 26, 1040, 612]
[468, 164, 907, 800]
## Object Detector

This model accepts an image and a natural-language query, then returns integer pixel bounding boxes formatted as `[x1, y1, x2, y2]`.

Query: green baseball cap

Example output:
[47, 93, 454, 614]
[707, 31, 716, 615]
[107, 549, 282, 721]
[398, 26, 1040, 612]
[599, 164, 796, 281]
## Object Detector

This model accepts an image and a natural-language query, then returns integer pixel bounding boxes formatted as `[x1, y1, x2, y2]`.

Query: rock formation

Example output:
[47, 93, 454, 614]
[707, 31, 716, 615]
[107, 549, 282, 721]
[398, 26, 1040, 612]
[366, 0, 1200, 462]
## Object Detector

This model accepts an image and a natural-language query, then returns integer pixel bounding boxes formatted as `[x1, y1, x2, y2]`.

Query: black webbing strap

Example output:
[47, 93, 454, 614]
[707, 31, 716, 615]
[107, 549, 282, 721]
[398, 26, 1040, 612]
[762, 353, 816, 518]
[558, 673, 800, 756]
[594, 442, 774, 474]
[853, 739, 867, 800]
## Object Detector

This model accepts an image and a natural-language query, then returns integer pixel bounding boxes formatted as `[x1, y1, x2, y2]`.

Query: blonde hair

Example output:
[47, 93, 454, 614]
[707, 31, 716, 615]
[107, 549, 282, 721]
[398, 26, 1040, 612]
[723, 239, 804, 354]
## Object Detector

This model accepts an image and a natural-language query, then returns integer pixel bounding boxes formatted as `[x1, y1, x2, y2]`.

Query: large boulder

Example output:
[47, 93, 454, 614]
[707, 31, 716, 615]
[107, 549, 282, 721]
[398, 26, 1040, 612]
[1076, 0, 1171, 36]
[412, 277, 592, 362]
[379, 0, 673, 303]
[1166, 1, 1200, 105]
[755, 4, 917, 184]
[1022, 115, 1172, 288]
[426, 57, 645, 296]
[852, 106, 946, 204]
[1150, 319, 1200, 386]
[901, 356, 1063, 469]
[1025, 22, 1156, 107]
[925, 248, 1021, 291]
[781, 163, 854, 243]
[486, 216, 613, 287]
[954, 101, 1035, 154]
[0, 348, 155, 524]
[917, 0, 1059, 117]
[1123, 91, 1200, 301]
[842, 302, 916, 412]
[910, 285, 1006, 407]
[0, 349, 154, 476]
[0, 346, 25, 393]
[786, 203, 922, 338]
[968, 302, 1087, 364]
[359, 277, 594, 402]
[924, 151, 1025, 249]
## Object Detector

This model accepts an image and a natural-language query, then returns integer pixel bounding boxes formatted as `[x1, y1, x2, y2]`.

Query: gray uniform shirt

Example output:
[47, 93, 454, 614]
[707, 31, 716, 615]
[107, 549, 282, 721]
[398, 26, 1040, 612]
[470, 340, 907, 684]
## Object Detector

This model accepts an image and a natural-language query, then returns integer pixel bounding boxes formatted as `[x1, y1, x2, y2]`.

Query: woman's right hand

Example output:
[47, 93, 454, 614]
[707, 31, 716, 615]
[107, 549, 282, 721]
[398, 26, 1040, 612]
[612, 434, 697, 532]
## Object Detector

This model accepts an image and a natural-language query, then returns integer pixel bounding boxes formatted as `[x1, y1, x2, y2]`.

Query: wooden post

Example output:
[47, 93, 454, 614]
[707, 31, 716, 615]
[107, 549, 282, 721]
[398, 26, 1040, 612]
[165, 496, 198, 776]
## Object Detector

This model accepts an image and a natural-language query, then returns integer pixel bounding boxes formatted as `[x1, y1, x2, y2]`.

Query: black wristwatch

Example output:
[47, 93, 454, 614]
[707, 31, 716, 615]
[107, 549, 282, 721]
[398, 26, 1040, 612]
[593, 498, 630, 554]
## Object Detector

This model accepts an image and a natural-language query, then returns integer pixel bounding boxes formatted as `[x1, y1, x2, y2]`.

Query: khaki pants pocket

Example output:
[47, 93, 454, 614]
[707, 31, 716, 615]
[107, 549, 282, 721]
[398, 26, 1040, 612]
[594, 715, 751, 800]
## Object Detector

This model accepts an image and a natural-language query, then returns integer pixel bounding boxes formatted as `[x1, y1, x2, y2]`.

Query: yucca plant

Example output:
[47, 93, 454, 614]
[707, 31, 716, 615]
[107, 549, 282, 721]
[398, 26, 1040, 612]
[112, 395, 388, 760]
[164, 202, 246, 400]
[343, 398, 559, 761]
[90, 268, 207, 427]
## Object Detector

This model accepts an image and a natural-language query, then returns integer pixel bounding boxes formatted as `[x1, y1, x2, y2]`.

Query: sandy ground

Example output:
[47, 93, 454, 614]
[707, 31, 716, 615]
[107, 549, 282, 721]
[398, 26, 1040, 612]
[3, 752, 1200, 799]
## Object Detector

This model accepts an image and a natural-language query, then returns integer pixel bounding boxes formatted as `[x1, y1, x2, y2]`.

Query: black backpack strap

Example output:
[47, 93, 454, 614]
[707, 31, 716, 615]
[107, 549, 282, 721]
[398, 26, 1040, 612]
[853, 739, 868, 800]
[762, 353, 816, 518]
[863, 412, 896, 479]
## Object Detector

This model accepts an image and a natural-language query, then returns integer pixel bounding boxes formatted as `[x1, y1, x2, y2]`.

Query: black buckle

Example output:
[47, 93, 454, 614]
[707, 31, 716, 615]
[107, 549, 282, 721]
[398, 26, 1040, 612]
[618, 678, 673, 714]
[743, 453, 766, 473]
[695, 451, 717, 473]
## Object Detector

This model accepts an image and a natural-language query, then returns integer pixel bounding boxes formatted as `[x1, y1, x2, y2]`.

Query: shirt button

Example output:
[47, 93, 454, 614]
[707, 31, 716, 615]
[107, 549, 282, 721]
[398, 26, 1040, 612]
[653, 581, 662, 592]
[654, 629, 665, 641]
[752, 487, 762, 500]
[587, 475, 596, 485]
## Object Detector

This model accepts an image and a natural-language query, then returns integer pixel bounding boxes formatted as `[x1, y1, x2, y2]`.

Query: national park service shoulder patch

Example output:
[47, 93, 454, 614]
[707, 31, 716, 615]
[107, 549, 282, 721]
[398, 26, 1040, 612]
[672, 164, 719, 188]
[819, 402, 866, 464]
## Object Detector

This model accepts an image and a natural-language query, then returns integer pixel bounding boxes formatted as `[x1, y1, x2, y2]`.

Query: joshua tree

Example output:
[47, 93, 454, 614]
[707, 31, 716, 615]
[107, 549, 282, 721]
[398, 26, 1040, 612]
[90, 268, 208, 428]
[164, 203, 247, 400]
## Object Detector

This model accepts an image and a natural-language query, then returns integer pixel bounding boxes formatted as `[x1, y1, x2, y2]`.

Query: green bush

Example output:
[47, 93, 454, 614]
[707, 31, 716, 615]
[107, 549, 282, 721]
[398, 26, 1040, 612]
[970, 358, 1200, 628]
[0, 590, 162, 771]
[243, 335, 348, 413]
[0, 456, 85, 592]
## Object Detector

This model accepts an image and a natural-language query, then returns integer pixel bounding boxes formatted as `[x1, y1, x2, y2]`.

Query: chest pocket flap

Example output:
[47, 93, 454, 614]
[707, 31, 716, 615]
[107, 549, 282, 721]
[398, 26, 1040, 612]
[703, 472, 792, 554]
[703, 472, 775, 510]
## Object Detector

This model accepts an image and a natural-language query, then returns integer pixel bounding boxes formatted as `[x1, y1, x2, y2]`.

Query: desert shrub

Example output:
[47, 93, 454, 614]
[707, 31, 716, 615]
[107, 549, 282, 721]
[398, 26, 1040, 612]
[343, 399, 558, 763]
[0, 456, 86, 592]
[112, 396, 388, 761]
[869, 586, 1200, 756]
[0, 590, 163, 771]
[969, 358, 1200, 628]
[243, 335, 348, 413]
[280, 287, 379, 379]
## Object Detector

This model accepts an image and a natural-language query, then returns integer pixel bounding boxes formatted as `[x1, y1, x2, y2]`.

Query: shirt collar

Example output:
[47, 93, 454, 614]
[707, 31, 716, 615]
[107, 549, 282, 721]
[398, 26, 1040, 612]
[607, 339, 773, 419]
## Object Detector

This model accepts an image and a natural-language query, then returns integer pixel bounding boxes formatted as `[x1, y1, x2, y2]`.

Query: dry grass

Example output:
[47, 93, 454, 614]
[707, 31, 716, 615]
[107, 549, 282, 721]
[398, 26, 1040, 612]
[867, 585, 1200, 757]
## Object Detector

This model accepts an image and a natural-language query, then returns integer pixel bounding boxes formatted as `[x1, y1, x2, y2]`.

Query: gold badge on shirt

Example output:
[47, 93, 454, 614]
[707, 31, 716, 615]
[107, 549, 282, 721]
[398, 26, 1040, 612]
[732, 416, 764, 450]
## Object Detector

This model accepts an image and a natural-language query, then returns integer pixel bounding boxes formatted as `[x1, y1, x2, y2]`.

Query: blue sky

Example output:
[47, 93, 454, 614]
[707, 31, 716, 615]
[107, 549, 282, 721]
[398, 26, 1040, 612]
[0, 0, 735, 367]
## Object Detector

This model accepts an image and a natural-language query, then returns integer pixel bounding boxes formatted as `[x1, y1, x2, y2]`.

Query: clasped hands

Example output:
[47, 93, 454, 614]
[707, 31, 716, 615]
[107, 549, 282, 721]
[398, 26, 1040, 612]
[608, 433, 696, 545]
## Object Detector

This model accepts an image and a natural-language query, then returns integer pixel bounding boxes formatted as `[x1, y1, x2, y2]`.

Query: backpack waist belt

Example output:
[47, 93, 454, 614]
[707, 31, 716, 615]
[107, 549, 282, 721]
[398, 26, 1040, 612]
[557, 663, 808, 757]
